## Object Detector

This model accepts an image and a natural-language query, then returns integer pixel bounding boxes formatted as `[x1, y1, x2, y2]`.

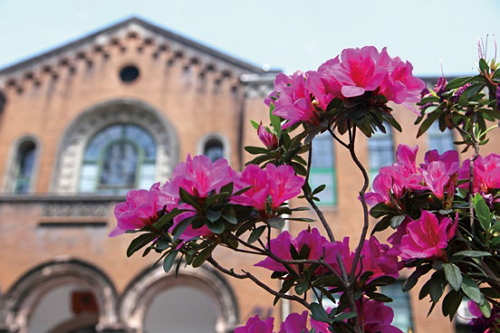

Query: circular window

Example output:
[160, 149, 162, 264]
[119, 65, 140, 83]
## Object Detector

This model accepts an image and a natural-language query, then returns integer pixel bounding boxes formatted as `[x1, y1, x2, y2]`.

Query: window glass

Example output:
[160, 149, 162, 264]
[203, 139, 224, 162]
[368, 126, 394, 181]
[310, 133, 336, 205]
[428, 122, 455, 153]
[14, 140, 37, 194]
[79, 124, 156, 193]
[381, 281, 413, 332]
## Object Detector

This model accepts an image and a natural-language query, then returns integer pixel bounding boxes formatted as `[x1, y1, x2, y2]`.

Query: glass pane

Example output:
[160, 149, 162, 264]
[78, 165, 98, 192]
[310, 133, 336, 205]
[138, 163, 156, 189]
[15, 141, 36, 194]
[428, 122, 454, 153]
[125, 124, 156, 158]
[310, 171, 335, 205]
[381, 281, 413, 332]
[100, 142, 138, 188]
[204, 139, 224, 162]
[84, 125, 122, 160]
[368, 127, 394, 172]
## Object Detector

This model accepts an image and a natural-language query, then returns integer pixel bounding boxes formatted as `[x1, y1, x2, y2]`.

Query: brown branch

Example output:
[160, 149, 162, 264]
[207, 257, 311, 308]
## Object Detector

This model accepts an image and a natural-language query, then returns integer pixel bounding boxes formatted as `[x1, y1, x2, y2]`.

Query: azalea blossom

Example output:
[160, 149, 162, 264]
[255, 228, 332, 274]
[468, 301, 500, 333]
[232, 164, 304, 212]
[257, 122, 278, 150]
[397, 211, 457, 260]
[235, 311, 330, 333]
[459, 154, 500, 196]
[234, 315, 274, 333]
[110, 183, 175, 237]
[163, 154, 238, 199]
[355, 298, 403, 333]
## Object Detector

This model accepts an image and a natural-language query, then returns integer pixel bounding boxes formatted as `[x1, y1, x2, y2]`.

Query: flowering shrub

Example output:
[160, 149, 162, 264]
[112, 44, 500, 332]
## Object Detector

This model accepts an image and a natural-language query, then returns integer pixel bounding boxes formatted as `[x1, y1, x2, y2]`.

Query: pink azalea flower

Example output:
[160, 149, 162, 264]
[232, 164, 304, 211]
[279, 311, 330, 333]
[460, 154, 500, 195]
[257, 122, 278, 150]
[356, 298, 403, 333]
[468, 301, 500, 332]
[255, 228, 331, 274]
[318, 46, 425, 108]
[279, 311, 309, 333]
[398, 211, 457, 260]
[110, 183, 175, 237]
[163, 154, 238, 199]
[270, 71, 325, 129]
[235, 315, 274, 333]
[329, 237, 401, 281]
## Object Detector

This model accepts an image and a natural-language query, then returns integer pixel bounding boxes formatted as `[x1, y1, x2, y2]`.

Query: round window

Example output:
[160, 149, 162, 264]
[119, 65, 140, 83]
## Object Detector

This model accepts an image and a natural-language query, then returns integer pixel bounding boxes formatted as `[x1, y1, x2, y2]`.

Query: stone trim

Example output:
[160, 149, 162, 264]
[0, 258, 120, 333]
[120, 262, 239, 333]
[50, 98, 179, 194]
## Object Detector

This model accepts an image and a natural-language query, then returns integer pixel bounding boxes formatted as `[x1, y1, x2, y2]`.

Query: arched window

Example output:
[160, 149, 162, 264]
[428, 122, 455, 153]
[14, 140, 37, 194]
[203, 138, 224, 162]
[78, 124, 156, 194]
[310, 133, 337, 205]
[368, 126, 394, 181]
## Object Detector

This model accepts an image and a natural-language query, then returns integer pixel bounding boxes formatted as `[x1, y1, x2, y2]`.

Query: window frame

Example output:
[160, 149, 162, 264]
[309, 132, 337, 206]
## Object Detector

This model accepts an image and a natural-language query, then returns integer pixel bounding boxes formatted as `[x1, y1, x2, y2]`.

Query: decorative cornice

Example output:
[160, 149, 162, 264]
[0, 17, 272, 92]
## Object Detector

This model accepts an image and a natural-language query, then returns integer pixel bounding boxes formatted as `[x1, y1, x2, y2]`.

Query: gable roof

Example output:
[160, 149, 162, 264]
[0, 17, 270, 84]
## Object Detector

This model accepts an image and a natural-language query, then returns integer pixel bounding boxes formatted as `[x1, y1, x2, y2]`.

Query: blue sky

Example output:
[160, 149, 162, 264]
[0, 0, 499, 76]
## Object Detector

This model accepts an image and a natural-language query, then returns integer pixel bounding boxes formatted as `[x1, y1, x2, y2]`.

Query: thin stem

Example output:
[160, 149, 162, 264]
[207, 257, 311, 308]
[328, 127, 350, 149]
[346, 126, 370, 279]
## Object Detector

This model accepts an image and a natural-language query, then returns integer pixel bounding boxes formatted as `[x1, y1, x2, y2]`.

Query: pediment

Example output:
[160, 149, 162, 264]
[0, 17, 268, 90]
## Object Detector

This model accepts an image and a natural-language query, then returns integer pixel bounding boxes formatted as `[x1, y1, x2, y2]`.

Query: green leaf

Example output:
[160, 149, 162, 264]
[250, 119, 260, 130]
[461, 275, 482, 303]
[479, 58, 490, 73]
[312, 184, 326, 195]
[127, 233, 157, 257]
[473, 193, 492, 230]
[192, 243, 216, 268]
[310, 302, 331, 323]
[442, 290, 463, 319]
[390, 215, 406, 229]
[366, 292, 393, 302]
[172, 216, 194, 241]
[153, 209, 188, 229]
[244, 146, 270, 155]
[369, 203, 396, 218]
[179, 188, 202, 211]
[222, 209, 238, 225]
[479, 300, 492, 318]
[417, 111, 441, 138]
[332, 312, 357, 322]
[446, 76, 473, 90]
[206, 209, 222, 223]
[451, 250, 492, 258]
[294, 281, 309, 295]
[267, 216, 285, 229]
[206, 219, 225, 234]
[443, 263, 462, 292]
[367, 276, 396, 287]
[269, 104, 282, 137]
[163, 250, 179, 273]
[248, 225, 267, 243]
[404, 264, 432, 292]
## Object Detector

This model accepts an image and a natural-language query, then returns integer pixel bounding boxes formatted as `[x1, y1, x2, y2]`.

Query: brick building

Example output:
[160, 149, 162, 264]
[0, 17, 496, 333]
